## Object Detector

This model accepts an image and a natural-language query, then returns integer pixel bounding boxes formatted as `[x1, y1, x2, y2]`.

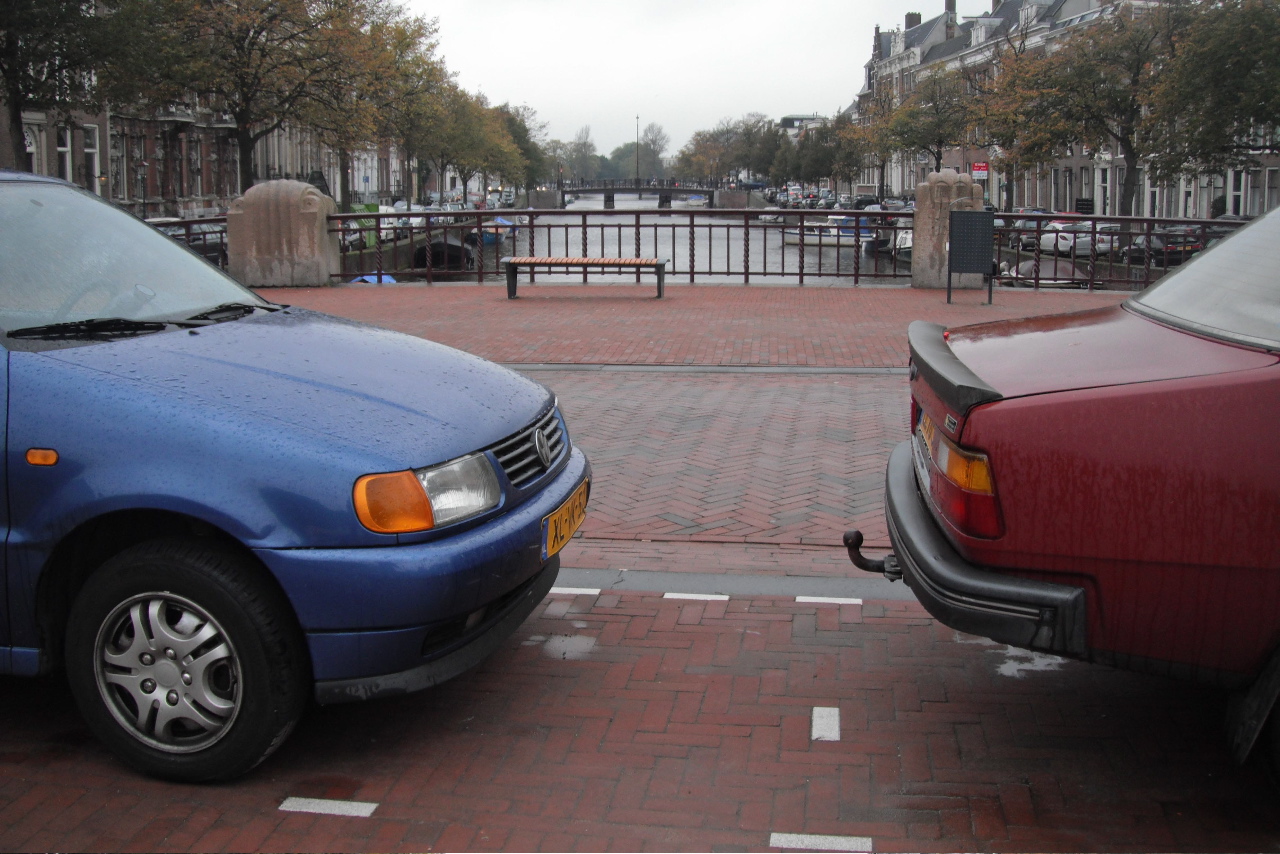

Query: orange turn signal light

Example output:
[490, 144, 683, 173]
[353, 470, 435, 534]
[25, 448, 59, 466]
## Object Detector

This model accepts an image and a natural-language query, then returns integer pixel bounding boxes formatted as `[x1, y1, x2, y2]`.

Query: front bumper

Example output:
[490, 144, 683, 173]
[313, 558, 559, 703]
[879, 441, 1087, 657]
[255, 447, 589, 698]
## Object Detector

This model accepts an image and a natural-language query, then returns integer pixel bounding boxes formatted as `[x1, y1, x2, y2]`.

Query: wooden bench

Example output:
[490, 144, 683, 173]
[501, 256, 667, 299]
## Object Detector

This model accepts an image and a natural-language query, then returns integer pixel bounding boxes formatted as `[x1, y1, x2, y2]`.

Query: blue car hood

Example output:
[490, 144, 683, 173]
[42, 308, 551, 467]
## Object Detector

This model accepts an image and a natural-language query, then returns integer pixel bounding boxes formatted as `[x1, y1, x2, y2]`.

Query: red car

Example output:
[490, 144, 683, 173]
[848, 206, 1280, 769]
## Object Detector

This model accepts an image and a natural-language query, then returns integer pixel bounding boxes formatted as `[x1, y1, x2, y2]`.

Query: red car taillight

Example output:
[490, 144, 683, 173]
[915, 413, 1004, 539]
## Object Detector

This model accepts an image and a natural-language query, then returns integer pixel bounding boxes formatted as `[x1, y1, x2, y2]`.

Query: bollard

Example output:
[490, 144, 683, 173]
[227, 180, 339, 287]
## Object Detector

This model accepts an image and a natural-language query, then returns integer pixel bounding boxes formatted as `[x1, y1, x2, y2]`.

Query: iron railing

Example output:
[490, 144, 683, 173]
[992, 213, 1245, 291]
[329, 208, 913, 286]
[150, 216, 229, 270]
[161, 208, 1251, 290]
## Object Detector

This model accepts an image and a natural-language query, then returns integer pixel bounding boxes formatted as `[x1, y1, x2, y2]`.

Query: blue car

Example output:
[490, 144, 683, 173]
[0, 172, 591, 781]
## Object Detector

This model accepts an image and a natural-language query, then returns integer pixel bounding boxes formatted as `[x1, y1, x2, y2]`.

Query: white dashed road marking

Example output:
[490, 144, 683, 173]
[770, 832, 873, 852]
[279, 797, 378, 818]
[811, 706, 841, 742]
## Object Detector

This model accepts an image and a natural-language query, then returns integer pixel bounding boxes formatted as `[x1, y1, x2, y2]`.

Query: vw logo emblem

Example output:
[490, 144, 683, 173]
[534, 428, 552, 467]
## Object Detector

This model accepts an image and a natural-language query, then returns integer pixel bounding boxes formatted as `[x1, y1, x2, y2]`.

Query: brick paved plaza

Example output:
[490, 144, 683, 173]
[2, 281, 1278, 852]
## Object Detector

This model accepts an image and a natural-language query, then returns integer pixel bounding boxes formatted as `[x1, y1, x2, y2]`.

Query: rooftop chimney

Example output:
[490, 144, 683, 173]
[906, 12, 922, 29]
[945, 0, 956, 12]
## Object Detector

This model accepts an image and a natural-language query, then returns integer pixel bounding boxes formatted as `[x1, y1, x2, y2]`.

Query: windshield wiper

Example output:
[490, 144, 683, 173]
[6, 317, 170, 340]
[186, 302, 279, 322]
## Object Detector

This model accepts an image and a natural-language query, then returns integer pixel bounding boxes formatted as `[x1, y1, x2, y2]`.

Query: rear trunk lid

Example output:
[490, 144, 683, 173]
[909, 305, 1278, 439]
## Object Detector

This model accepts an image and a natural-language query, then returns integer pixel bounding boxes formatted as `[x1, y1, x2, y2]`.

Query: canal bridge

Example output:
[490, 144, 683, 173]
[557, 183, 718, 210]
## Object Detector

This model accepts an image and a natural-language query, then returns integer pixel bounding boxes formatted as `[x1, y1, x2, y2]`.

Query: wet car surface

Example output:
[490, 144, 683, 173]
[849, 206, 1280, 770]
[0, 171, 590, 782]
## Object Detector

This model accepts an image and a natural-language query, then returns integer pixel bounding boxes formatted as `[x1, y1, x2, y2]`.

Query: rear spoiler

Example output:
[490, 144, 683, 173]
[907, 321, 1003, 414]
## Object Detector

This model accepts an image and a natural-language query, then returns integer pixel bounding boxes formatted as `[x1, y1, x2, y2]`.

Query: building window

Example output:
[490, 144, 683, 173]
[56, 127, 73, 181]
[23, 125, 44, 173]
[1248, 169, 1263, 216]
[1231, 169, 1244, 216]
[1266, 168, 1279, 213]
[189, 137, 202, 199]
[83, 125, 101, 194]
[110, 133, 128, 200]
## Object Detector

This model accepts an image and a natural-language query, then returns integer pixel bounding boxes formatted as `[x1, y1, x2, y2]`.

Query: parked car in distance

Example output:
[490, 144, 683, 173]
[337, 219, 366, 251]
[0, 171, 591, 782]
[847, 206, 1280, 771]
[850, 195, 879, 210]
[1004, 216, 1054, 250]
[1119, 227, 1205, 266]
[1039, 221, 1118, 257]
[146, 217, 228, 267]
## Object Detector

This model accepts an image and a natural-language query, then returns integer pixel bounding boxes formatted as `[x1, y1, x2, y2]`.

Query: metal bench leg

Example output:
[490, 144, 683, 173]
[506, 264, 518, 299]
[656, 263, 665, 299]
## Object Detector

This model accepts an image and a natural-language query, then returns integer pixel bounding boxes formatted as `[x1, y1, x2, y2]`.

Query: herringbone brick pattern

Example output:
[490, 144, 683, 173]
[2, 593, 1277, 852]
[554, 372, 907, 550]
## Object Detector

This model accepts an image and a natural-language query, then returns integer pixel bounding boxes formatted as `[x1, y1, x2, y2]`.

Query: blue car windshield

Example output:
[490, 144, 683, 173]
[0, 181, 266, 335]
[1129, 207, 1280, 351]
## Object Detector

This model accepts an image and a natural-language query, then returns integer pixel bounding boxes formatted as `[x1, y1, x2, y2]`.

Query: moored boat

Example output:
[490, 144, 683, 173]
[782, 215, 875, 247]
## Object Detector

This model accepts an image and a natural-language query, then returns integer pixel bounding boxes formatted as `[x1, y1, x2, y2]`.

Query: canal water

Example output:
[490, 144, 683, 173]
[496, 194, 910, 285]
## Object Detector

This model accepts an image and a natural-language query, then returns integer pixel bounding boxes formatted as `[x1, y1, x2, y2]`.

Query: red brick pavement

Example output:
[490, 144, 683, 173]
[2, 592, 1278, 852]
[260, 284, 1129, 369]
[553, 372, 907, 552]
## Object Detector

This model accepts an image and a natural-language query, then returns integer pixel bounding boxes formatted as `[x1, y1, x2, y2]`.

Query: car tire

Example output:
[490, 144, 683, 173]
[65, 538, 309, 782]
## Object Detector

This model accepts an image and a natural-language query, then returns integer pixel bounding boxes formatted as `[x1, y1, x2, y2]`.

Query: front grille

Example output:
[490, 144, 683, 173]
[489, 407, 567, 488]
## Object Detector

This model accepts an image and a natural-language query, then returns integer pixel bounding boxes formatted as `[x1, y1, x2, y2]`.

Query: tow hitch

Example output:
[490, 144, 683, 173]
[843, 530, 902, 582]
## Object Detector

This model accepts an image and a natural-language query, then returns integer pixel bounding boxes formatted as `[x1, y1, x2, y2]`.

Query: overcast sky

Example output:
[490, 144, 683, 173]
[405, 0, 997, 156]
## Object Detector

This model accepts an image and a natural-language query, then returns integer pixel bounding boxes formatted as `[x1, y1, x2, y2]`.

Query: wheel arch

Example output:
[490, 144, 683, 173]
[34, 509, 310, 679]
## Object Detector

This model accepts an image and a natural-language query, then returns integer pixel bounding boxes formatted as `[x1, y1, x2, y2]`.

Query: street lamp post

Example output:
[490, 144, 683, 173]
[635, 115, 640, 190]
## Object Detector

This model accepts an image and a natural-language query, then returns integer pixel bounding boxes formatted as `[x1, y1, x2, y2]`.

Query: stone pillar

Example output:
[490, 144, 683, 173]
[716, 190, 749, 208]
[227, 179, 339, 287]
[528, 188, 559, 208]
[911, 168, 984, 289]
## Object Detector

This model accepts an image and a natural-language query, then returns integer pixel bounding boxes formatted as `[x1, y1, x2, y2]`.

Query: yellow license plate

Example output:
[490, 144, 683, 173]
[542, 479, 589, 560]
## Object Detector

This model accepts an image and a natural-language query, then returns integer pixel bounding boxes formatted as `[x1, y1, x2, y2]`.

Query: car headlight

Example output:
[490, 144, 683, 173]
[353, 453, 501, 534]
